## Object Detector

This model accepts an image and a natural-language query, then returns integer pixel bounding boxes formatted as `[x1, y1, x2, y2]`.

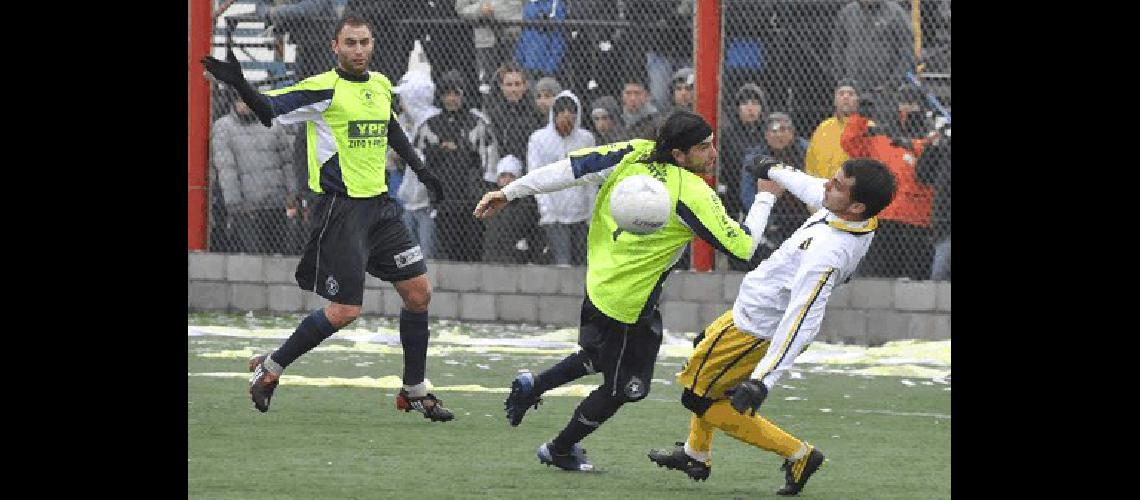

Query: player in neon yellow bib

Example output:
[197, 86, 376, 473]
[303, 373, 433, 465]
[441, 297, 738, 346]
[475, 111, 775, 472]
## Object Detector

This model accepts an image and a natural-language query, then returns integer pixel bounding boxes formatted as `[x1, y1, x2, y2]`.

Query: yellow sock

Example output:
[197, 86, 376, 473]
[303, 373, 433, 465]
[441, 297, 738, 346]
[685, 412, 715, 463]
[702, 400, 803, 458]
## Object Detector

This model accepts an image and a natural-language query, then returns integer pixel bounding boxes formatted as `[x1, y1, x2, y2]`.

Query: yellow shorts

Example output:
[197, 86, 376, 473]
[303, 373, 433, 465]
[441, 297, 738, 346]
[678, 309, 771, 400]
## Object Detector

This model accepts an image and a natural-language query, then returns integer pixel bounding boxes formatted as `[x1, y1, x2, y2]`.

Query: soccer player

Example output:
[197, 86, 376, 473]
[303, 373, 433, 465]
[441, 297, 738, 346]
[474, 111, 771, 471]
[201, 14, 455, 421]
[646, 156, 897, 496]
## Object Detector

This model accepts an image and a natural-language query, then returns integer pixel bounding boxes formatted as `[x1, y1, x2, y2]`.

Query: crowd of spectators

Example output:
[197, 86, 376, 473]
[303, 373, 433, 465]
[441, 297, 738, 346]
[209, 0, 950, 280]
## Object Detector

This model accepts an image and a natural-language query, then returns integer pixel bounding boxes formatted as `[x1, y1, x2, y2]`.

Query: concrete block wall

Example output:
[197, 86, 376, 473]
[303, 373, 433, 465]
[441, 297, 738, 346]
[189, 252, 950, 345]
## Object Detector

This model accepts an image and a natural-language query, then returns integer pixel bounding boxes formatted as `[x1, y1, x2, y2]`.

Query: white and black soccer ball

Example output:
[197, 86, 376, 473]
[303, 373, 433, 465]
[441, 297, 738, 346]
[609, 175, 671, 235]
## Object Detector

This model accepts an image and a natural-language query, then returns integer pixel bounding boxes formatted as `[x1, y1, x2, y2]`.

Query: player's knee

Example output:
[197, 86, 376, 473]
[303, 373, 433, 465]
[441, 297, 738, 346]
[324, 303, 361, 328]
[398, 276, 432, 312]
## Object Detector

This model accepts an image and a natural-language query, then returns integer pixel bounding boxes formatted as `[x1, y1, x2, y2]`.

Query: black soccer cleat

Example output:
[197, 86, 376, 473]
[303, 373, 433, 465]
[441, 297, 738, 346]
[504, 371, 542, 427]
[648, 441, 711, 481]
[777, 445, 826, 496]
[537, 442, 595, 472]
[395, 389, 455, 422]
[248, 354, 279, 413]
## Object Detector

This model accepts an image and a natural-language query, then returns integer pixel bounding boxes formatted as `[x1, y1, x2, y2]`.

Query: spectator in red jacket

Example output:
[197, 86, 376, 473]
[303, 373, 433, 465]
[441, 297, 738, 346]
[840, 84, 936, 279]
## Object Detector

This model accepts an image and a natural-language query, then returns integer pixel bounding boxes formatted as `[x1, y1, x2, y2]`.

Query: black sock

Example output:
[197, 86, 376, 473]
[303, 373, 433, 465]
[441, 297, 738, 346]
[551, 388, 624, 453]
[400, 308, 430, 386]
[270, 309, 339, 368]
[534, 351, 592, 394]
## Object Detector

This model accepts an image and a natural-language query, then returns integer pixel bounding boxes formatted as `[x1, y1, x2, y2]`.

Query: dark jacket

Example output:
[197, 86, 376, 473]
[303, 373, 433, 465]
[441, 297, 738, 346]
[916, 138, 950, 241]
[717, 114, 765, 218]
[485, 91, 542, 167]
[482, 196, 543, 263]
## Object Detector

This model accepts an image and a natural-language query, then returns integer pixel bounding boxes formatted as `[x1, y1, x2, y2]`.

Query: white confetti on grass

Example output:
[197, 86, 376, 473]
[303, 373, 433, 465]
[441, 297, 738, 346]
[784, 396, 804, 401]
[820, 408, 832, 413]
[901, 379, 916, 386]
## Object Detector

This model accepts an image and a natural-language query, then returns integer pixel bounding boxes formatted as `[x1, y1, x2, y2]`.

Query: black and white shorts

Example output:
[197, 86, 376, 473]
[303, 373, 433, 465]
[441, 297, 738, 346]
[578, 297, 664, 402]
[295, 192, 427, 306]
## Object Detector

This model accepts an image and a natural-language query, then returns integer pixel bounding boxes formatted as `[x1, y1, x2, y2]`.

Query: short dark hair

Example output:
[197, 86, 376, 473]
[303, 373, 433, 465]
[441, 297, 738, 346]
[335, 13, 372, 39]
[842, 158, 897, 218]
[495, 60, 529, 84]
[622, 73, 649, 90]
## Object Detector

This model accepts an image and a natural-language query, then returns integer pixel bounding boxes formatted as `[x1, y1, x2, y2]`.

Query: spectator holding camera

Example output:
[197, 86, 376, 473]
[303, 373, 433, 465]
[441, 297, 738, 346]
[841, 83, 936, 279]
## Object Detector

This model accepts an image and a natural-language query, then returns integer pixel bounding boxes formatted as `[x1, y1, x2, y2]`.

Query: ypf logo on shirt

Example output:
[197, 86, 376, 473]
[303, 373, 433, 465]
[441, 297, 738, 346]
[347, 120, 387, 149]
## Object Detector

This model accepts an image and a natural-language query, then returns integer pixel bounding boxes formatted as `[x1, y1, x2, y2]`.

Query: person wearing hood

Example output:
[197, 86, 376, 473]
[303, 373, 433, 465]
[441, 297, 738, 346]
[587, 95, 629, 144]
[482, 155, 543, 264]
[210, 88, 298, 254]
[394, 71, 443, 259]
[526, 91, 596, 266]
[415, 69, 500, 262]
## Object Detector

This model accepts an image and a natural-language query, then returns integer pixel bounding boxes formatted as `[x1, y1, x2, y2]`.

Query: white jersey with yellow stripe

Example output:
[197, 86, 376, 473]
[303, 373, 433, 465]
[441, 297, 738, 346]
[732, 167, 877, 390]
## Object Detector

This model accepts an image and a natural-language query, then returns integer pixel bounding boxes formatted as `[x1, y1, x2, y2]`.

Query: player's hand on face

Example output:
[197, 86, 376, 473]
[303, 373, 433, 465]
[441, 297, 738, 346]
[201, 48, 245, 86]
[757, 179, 784, 197]
[473, 191, 509, 219]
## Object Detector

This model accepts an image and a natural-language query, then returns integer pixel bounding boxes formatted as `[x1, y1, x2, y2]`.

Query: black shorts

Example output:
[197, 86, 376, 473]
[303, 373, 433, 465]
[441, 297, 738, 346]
[578, 297, 664, 402]
[295, 192, 427, 306]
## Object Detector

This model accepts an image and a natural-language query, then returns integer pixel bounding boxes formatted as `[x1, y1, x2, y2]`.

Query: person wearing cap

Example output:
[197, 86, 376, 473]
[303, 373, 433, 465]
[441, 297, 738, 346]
[534, 77, 563, 122]
[481, 154, 543, 263]
[670, 67, 695, 112]
[840, 81, 936, 279]
[587, 95, 630, 144]
[475, 110, 773, 473]
[739, 113, 812, 265]
[415, 69, 500, 262]
[526, 91, 597, 266]
[806, 79, 860, 182]
[718, 83, 768, 226]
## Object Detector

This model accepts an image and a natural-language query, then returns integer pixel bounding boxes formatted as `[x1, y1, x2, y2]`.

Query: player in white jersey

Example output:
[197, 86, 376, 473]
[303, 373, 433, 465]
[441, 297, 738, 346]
[647, 156, 897, 496]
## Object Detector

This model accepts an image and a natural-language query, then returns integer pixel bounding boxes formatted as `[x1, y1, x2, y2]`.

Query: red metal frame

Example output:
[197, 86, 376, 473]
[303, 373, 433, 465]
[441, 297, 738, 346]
[188, 0, 212, 250]
[691, 0, 720, 271]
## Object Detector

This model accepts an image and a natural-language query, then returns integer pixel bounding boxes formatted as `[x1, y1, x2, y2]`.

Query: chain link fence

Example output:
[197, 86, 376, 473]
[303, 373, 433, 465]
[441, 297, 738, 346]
[205, 0, 950, 281]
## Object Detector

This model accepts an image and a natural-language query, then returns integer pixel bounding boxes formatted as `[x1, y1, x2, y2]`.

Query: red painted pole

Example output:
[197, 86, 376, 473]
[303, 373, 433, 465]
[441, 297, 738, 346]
[188, 0, 212, 250]
[691, 0, 720, 272]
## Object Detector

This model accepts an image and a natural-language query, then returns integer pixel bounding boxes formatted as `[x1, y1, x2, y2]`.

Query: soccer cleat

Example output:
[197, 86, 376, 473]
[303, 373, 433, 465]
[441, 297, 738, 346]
[395, 389, 455, 422]
[537, 442, 594, 472]
[776, 445, 826, 496]
[504, 371, 542, 427]
[248, 354, 279, 413]
[648, 441, 711, 481]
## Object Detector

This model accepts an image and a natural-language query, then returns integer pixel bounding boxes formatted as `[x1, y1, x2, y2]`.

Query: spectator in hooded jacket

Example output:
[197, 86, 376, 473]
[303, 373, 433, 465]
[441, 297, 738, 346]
[394, 70, 443, 259]
[526, 91, 596, 266]
[587, 95, 630, 145]
[211, 91, 299, 254]
[416, 69, 500, 261]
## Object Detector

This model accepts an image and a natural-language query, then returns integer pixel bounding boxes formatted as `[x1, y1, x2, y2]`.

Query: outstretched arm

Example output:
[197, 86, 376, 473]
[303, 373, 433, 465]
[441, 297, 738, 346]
[201, 49, 275, 126]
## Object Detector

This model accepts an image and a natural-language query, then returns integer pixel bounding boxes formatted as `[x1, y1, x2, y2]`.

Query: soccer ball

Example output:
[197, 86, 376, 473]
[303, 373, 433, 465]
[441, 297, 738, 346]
[609, 175, 671, 234]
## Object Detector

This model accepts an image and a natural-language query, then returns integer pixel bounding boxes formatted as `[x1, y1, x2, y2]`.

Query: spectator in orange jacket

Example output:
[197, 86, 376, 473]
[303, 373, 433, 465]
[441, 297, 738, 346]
[840, 83, 936, 279]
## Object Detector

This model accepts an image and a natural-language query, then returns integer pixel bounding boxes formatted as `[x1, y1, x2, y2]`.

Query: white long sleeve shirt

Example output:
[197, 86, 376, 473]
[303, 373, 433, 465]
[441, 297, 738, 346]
[733, 167, 877, 390]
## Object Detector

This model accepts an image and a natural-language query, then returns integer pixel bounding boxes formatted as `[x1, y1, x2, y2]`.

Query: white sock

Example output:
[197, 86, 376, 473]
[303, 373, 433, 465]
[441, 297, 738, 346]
[404, 382, 428, 398]
[787, 443, 810, 461]
[684, 441, 710, 463]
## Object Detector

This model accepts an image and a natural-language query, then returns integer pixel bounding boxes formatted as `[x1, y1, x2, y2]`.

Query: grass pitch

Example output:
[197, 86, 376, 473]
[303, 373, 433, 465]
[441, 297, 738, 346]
[188, 313, 950, 499]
